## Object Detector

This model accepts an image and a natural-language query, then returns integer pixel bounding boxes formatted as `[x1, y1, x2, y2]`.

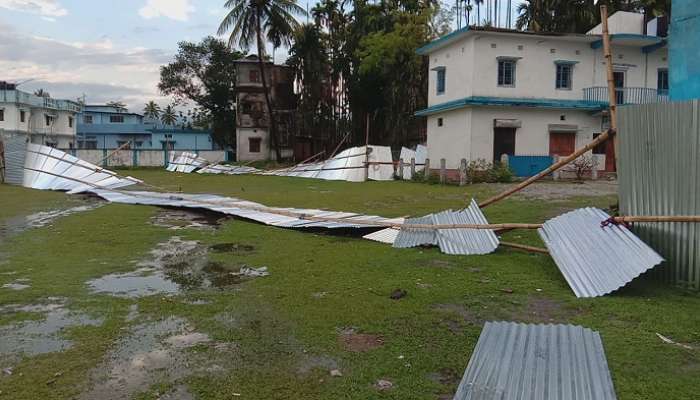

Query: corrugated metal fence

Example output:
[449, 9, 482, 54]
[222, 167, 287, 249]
[618, 101, 700, 290]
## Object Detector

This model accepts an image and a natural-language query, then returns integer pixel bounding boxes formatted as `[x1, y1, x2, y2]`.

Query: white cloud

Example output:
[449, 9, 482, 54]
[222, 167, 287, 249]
[138, 0, 194, 22]
[0, 0, 68, 17]
[0, 21, 173, 110]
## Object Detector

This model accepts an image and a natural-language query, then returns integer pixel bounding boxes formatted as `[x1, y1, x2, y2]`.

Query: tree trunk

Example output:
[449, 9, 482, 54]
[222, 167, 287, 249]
[255, 12, 282, 161]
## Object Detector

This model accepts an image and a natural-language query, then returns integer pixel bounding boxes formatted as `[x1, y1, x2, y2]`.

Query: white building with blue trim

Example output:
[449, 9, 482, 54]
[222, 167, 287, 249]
[416, 11, 669, 175]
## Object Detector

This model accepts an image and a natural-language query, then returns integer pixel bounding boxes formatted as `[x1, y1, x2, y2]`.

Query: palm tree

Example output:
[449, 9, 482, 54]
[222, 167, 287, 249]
[34, 89, 50, 98]
[106, 101, 127, 112]
[218, 0, 306, 161]
[161, 105, 177, 126]
[143, 101, 161, 121]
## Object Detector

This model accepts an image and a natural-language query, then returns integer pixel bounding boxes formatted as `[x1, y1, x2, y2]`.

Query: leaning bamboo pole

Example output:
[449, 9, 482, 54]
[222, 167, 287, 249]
[479, 5, 618, 209]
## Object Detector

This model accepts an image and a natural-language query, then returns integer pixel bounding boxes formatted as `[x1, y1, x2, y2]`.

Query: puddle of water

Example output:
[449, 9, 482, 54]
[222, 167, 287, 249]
[150, 209, 226, 231]
[80, 317, 221, 400]
[0, 300, 103, 364]
[86, 237, 261, 298]
[209, 243, 255, 254]
[0, 199, 102, 240]
[2, 282, 30, 291]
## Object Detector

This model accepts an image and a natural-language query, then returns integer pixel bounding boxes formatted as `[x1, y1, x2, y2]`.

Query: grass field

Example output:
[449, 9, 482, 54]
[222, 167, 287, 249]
[0, 171, 698, 399]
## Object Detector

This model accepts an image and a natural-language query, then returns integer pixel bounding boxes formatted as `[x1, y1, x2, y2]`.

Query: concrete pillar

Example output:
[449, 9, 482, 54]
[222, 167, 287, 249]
[424, 158, 430, 181]
[398, 158, 404, 179]
[440, 158, 446, 183]
[410, 157, 416, 179]
[553, 155, 561, 180]
[459, 158, 467, 186]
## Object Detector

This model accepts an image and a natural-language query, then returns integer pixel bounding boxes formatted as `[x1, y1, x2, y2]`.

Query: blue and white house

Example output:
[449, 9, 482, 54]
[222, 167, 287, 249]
[416, 11, 669, 174]
[77, 105, 217, 151]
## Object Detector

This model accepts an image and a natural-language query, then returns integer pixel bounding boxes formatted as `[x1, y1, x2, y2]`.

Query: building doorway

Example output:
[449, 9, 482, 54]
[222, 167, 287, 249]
[549, 132, 576, 157]
[493, 127, 516, 164]
[613, 71, 625, 104]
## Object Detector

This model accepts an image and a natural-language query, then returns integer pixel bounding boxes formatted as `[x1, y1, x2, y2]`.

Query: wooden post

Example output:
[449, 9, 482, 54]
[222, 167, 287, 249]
[440, 158, 446, 183]
[398, 158, 404, 179]
[424, 158, 430, 181]
[459, 158, 467, 186]
[410, 157, 416, 179]
[0, 138, 5, 183]
[364, 114, 370, 182]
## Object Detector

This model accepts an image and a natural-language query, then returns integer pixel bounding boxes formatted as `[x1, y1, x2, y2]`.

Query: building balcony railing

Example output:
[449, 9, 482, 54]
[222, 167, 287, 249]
[1, 90, 82, 112]
[583, 87, 670, 105]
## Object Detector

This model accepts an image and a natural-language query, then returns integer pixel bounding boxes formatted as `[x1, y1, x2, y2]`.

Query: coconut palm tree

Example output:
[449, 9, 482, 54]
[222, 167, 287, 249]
[218, 0, 306, 161]
[143, 101, 161, 126]
[161, 105, 177, 126]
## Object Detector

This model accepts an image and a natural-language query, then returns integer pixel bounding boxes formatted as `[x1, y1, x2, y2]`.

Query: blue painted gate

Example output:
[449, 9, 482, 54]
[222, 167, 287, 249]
[508, 155, 554, 177]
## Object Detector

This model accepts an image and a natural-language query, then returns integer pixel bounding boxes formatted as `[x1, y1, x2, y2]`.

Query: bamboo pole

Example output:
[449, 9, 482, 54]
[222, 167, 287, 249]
[97, 140, 133, 166]
[478, 5, 619, 209]
[500, 241, 550, 254]
[613, 216, 700, 223]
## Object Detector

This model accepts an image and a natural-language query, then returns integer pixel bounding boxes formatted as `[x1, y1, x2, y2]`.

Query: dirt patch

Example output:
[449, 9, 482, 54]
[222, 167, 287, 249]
[150, 209, 226, 230]
[338, 328, 384, 353]
[427, 367, 460, 386]
[432, 304, 483, 333]
[79, 317, 232, 400]
[489, 180, 618, 201]
[209, 242, 255, 254]
[506, 296, 583, 323]
[297, 354, 339, 376]
[86, 237, 261, 298]
[0, 299, 103, 365]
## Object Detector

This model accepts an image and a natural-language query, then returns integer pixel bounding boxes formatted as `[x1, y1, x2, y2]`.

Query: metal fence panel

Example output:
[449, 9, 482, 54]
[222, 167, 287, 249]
[508, 155, 553, 177]
[618, 101, 700, 290]
[2, 136, 27, 185]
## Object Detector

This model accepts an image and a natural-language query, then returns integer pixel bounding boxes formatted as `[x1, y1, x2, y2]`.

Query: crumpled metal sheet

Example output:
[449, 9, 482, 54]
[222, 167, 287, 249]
[398, 144, 427, 180]
[6, 142, 140, 194]
[454, 321, 617, 400]
[392, 199, 499, 255]
[265, 145, 394, 182]
[538, 207, 664, 298]
[166, 152, 207, 173]
[89, 189, 396, 231]
[197, 164, 260, 175]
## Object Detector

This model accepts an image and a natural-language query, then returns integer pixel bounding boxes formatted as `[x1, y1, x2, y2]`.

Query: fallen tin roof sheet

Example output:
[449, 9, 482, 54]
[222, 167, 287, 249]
[89, 189, 397, 231]
[538, 207, 664, 298]
[454, 321, 617, 400]
[362, 218, 404, 244]
[197, 164, 260, 175]
[393, 199, 499, 255]
[264, 145, 394, 182]
[5, 142, 140, 193]
[398, 144, 427, 180]
[166, 152, 207, 173]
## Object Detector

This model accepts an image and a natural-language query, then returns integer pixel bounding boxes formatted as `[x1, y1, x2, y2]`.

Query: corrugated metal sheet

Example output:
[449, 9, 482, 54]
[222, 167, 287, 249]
[618, 101, 700, 290]
[393, 199, 499, 255]
[398, 144, 427, 180]
[265, 145, 394, 182]
[363, 227, 401, 244]
[197, 164, 260, 175]
[166, 152, 206, 173]
[2, 136, 27, 185]
[453, 321, 617, 400]
[7, 143, 140, 193]
[538, 207, 664, 298]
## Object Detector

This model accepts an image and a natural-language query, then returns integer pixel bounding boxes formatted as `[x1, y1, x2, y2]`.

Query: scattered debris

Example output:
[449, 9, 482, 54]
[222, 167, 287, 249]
[499, 288, 514, 294]
[150, 209, 225, 230]
[389, 289, 407, 300]
[656, 333, 694, 350]
[374, 379, 394, 391]
[329, 369, 343, 377]
[233, 266, 269, 278]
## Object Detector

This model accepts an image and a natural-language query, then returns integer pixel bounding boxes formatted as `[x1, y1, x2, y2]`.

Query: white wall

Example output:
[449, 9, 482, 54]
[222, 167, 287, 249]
[236, 127, 269, 161]
[587, 11, 645, 35]
[427, 38, 475, 105]
[0, 104, 30, 132]
[427, 106, 604, 169]
[426, 108, 471, 169]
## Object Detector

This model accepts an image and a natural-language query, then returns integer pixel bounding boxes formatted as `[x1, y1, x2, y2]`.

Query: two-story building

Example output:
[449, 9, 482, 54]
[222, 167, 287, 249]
[416, 11, 669, 175]
[234, 55, 296, 161]
[0, 82, 81, 148]
[77, 105, 217, 151]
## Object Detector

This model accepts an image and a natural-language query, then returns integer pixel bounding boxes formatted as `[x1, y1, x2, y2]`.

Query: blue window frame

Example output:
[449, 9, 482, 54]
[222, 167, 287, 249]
[657, 68, 669, 94]
[436, 68, 446, 95]
[498, 60, 516, 87]
[556, 64, 573, 90]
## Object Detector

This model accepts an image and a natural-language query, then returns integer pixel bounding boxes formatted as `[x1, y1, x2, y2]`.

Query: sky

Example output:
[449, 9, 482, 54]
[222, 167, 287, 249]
[0, 0, 521, 112]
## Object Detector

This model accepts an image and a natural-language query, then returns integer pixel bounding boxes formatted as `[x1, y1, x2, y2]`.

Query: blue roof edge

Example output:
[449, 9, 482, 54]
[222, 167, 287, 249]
[416, 26, 470, 55]
[415, 96, 608, 116]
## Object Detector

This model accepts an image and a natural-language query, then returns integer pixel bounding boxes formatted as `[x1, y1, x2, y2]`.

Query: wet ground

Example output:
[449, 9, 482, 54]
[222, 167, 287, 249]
[86, 237, 265, 298]
[150, 209, 227, 231]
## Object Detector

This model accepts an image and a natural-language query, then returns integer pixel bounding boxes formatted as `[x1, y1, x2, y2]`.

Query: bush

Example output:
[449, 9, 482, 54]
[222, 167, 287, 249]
[466, 159, 513, 183]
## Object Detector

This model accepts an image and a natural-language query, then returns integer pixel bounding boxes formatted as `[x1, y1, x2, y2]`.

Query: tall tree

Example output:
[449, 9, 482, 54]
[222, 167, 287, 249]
[218, 0, 306, 161]
[143, 101, 161, 121]
[159, 37, 242, 147]
[161, 105, 177, 126]
[33, 89, 50, 98]
[106, 101, 127, 111]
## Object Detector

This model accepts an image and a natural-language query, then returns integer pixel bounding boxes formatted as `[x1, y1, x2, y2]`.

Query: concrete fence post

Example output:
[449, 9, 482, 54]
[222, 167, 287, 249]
[459, 158, 468, 186]
[440, 158, 446, 184]
[410, 157, 416, 179]
[591, 157, 599, 180]
[424, 158, 430, 181]
[553, 155, 561, 180]
[398, 158, 404, 179]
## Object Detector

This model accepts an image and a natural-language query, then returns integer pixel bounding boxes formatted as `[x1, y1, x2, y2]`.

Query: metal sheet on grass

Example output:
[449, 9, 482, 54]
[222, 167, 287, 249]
[453, 321, 617, 400]
[538, 207, 664, 298]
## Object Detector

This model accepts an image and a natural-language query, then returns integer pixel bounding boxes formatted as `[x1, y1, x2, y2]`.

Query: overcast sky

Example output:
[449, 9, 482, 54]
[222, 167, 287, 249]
[0, 0, 520, 112]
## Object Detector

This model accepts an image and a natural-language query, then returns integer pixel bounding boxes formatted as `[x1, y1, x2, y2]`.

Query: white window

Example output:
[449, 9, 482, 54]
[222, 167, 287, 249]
[555, 63, 573, 90]
[498, 59, 516, 87]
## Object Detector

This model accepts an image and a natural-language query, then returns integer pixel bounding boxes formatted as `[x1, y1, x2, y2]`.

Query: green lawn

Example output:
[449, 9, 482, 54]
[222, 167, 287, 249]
[0, 171, 698, 399]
